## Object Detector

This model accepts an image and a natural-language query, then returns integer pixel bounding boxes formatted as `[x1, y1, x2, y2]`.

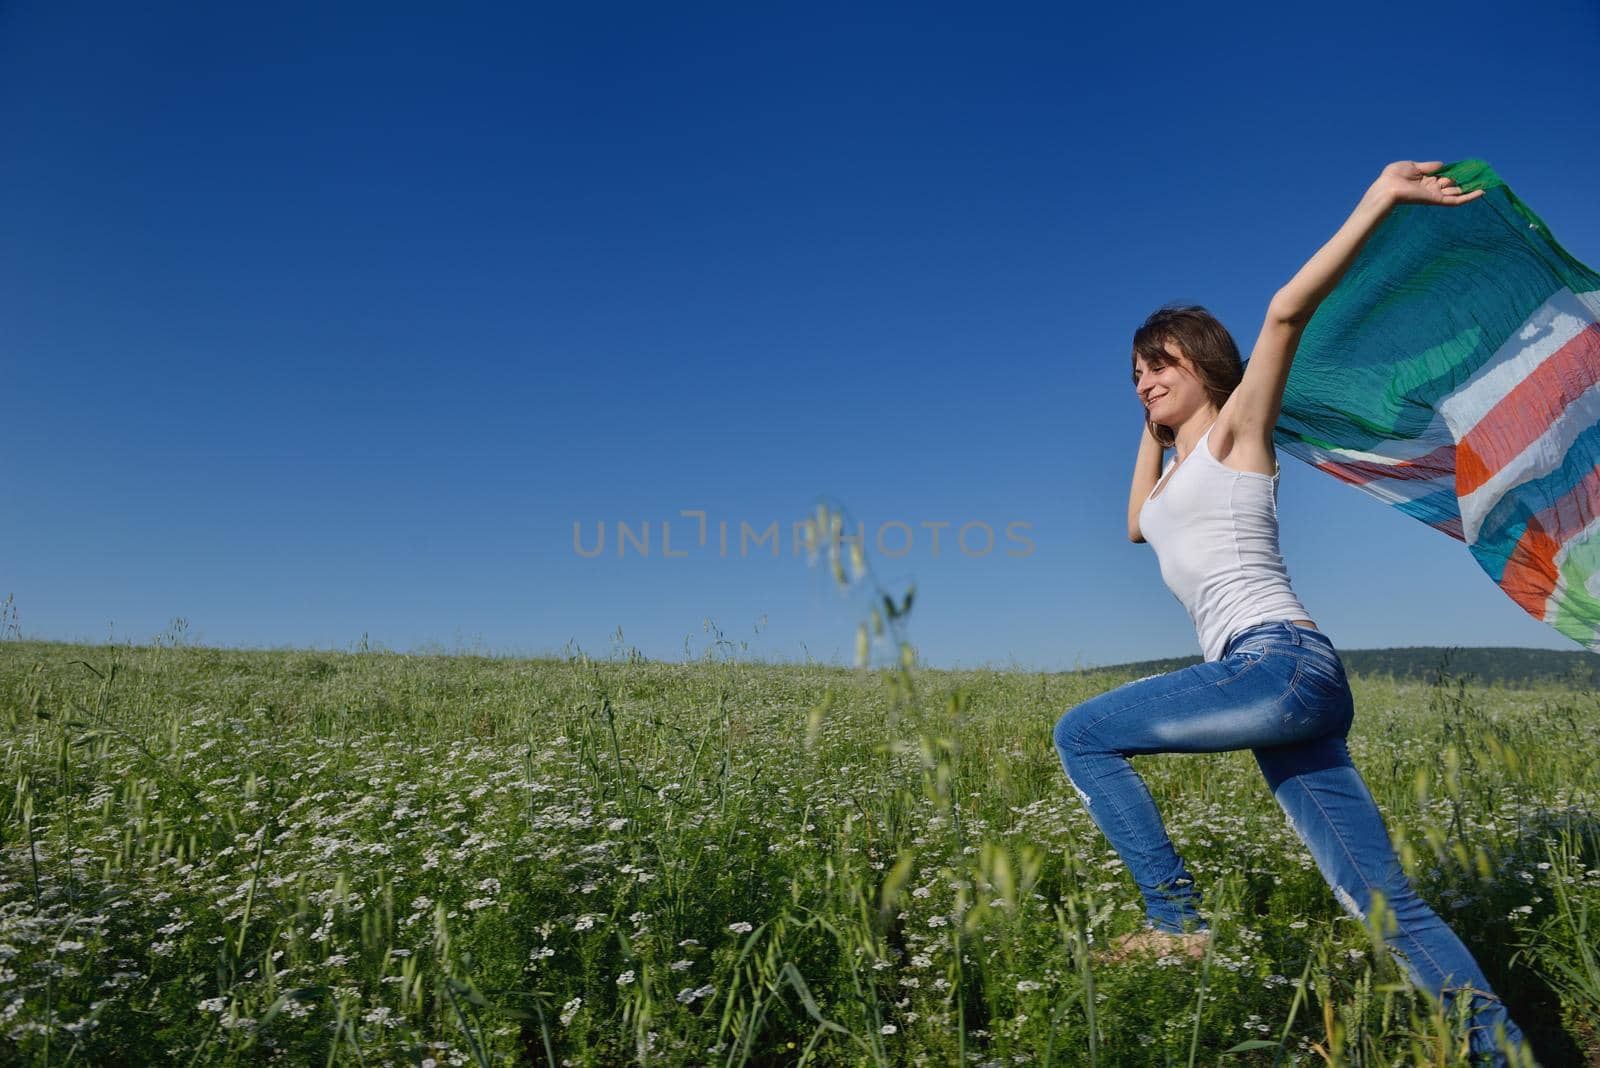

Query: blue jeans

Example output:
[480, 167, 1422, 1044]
[1053, 620, 1527, 1064]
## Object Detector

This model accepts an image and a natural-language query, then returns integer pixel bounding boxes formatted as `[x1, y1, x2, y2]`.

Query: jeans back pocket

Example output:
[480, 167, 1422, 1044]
[1283, 648, 1354, 733]
[1215, 643, 1294, 691]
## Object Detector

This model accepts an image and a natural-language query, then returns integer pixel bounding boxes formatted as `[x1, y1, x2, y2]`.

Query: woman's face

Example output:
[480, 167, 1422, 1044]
[1133, 341, 1208, 428]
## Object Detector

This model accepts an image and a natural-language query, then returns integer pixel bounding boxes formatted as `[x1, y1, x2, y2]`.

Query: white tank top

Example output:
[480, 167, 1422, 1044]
[1137, 423, 1312, 662]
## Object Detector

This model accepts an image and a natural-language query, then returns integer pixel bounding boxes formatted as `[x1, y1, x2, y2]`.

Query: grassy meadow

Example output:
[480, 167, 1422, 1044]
[0, 633, 1597, 1066]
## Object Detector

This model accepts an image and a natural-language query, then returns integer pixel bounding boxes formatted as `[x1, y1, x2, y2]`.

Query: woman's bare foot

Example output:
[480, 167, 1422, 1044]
[1094, 927, 1210, 965]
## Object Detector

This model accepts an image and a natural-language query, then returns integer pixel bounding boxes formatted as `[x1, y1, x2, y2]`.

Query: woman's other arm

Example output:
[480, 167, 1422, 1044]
[1128, 424, 1165, 542]
[1227, 161, 1484, 438]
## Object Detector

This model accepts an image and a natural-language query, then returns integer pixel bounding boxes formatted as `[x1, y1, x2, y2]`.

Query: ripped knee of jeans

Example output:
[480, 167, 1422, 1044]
[1338, 885, 1404, 944]
[1275, 791, 1374, 925]
[1334, 883, 1366, 921]
[1062, 769, 1094, 810]
[1052, 711, 1094, 808]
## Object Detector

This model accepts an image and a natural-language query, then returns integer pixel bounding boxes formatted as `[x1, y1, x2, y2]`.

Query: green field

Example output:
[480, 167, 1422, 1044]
[1, 638, 1596, 1066]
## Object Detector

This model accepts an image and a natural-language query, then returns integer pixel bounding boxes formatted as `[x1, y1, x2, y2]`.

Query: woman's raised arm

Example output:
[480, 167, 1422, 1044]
[1224, 161, 1485, 438]
[1128, 422, 1165, 542]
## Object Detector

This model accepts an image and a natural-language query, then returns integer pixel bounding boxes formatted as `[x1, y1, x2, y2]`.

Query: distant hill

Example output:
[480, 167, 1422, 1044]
[1092, 646, 1598, 689]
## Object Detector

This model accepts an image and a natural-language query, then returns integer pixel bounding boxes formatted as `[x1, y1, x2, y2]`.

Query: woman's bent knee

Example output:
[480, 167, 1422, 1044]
[1052, 710, 1071, 752]
[1054, 703, 1093, 754]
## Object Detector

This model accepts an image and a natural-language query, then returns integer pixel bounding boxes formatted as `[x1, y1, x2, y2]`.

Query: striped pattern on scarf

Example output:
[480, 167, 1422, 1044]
[1276, 159, 1600, 652]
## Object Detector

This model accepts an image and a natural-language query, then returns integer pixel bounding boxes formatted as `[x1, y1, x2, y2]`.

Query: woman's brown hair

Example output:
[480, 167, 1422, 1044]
[1132, 304, 1243, 448]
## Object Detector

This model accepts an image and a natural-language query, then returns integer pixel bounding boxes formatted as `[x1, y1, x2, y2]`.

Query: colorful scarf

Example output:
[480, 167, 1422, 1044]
[1275, 159, 1600, 652]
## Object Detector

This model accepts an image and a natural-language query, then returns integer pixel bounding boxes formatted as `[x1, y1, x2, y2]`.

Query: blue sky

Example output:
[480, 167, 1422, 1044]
[4, 1, 1599, 670]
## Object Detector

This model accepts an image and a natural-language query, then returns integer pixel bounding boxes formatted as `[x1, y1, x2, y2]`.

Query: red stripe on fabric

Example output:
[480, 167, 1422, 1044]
[1432, 516, 1465, 542]
[1499, 524, 1561, 618]
[1528, 463, 1600, 548]
[1316, 443, 1455, 486]
[1457, 324, 1600, 496]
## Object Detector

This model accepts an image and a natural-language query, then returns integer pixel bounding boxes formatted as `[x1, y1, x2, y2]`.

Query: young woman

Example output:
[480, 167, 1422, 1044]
[1051, 162, 1531, 1065]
